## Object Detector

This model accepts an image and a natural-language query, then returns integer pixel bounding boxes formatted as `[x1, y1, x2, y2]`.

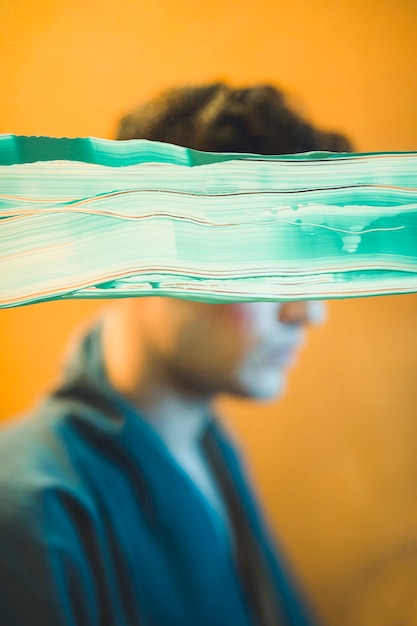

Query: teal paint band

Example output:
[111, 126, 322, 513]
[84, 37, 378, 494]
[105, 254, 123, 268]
[1, 135, 416, 308]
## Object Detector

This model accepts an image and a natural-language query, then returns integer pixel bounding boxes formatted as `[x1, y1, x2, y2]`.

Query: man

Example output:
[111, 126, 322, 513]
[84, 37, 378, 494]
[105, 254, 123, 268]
[0, 83, 351, 626]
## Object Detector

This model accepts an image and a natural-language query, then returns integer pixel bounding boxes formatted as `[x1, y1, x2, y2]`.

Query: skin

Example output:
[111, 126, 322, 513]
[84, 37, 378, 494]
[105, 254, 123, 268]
[101, 297, 326, 423]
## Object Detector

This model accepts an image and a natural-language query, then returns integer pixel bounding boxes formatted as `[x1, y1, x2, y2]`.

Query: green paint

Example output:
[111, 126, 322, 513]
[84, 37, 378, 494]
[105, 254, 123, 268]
[0, 135, 416, 307]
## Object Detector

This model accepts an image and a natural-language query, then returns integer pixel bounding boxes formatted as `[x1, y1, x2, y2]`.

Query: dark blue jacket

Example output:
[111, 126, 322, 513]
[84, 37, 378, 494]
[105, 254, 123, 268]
[0, 326, 317, 626]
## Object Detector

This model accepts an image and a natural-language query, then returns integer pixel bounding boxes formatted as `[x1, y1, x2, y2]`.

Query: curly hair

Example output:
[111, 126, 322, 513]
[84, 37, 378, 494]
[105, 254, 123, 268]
[117, 82, 352, 154]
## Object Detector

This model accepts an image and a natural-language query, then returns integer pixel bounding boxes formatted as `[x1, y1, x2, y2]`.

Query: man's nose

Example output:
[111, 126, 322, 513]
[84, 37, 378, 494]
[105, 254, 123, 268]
[278, 300, 327, 326]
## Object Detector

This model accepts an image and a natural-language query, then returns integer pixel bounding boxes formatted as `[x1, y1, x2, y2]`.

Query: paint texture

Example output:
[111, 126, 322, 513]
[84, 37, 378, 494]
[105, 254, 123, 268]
[1, 135, 416, 307]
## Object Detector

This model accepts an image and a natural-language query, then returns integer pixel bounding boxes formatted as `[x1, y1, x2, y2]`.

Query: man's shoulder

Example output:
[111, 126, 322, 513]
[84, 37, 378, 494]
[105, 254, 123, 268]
[0, 409, 103, 626]
[0, 405, 92, 520]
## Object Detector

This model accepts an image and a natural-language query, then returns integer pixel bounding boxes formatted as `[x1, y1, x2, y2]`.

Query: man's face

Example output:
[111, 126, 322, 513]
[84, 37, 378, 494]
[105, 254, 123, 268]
[138, 298, 326, 401]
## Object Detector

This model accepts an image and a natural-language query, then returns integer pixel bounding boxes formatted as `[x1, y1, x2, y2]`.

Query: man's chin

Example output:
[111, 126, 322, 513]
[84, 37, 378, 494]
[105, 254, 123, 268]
[231, 374, 287, 402]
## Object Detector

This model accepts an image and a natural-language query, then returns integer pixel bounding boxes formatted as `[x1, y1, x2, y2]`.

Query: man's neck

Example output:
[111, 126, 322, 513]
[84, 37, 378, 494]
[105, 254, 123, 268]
[101, 306, 213, 428]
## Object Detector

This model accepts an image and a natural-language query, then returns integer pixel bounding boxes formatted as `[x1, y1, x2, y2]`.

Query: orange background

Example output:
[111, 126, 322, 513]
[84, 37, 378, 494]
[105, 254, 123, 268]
[1, 1, 417, 624]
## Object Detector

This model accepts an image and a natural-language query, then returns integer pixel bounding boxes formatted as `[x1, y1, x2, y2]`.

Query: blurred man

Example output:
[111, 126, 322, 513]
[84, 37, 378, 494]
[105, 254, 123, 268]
[0, 83, 351, 626]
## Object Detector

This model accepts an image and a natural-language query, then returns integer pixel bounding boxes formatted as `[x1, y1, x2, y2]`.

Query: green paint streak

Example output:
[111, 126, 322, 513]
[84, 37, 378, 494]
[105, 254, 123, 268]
[1, 135, 416, 308]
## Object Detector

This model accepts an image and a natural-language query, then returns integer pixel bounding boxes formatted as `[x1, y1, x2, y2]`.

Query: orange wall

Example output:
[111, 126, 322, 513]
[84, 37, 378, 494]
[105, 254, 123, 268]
[1, 2, 417, 624]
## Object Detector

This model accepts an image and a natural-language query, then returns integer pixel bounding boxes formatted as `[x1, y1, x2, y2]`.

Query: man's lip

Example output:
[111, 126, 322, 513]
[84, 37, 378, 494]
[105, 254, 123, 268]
[263, 344, 301, 366]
